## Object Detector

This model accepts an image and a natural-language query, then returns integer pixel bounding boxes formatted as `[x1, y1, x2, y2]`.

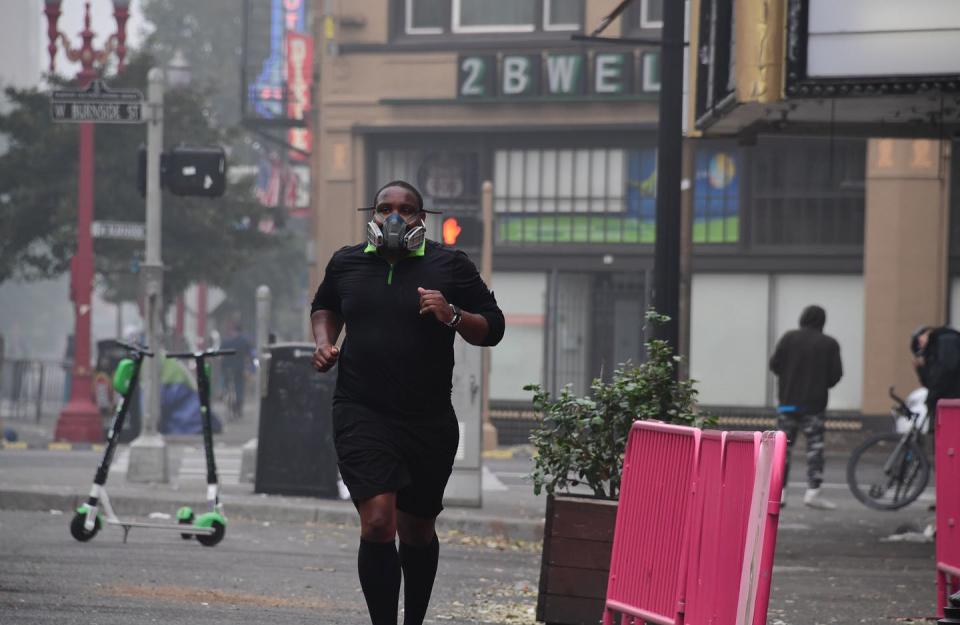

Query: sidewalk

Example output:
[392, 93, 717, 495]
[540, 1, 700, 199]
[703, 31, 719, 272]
[0, 400, 547, 541]
[0, 399, 915, 543]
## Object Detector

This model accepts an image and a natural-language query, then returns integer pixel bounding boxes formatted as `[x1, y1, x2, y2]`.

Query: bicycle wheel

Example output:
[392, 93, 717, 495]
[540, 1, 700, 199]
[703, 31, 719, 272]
[847, 433, 930, 510]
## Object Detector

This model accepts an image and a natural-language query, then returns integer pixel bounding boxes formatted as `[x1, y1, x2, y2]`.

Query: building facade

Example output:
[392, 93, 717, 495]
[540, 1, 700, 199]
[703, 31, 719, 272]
[308, 0, 956, 436]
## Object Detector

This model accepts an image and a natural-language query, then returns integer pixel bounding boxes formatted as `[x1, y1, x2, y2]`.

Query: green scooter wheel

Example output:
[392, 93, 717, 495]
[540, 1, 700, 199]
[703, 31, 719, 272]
[193, 512, 226, 547]
[176, 506, 195, 540]
[196, 520, 225, 547]
[70, 510, 101, 542]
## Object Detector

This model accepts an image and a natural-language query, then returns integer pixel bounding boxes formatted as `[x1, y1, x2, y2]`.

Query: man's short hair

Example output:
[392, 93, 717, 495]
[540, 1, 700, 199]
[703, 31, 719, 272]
[375, 180, 423, 212]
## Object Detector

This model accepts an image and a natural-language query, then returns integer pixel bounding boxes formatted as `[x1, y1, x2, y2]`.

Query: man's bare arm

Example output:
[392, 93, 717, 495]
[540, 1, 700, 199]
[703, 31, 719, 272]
[311, 310, 344, 372]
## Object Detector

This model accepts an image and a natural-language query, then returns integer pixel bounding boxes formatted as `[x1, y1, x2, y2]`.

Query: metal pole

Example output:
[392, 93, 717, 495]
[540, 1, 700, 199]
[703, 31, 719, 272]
[651, 0, 686, 371]
[35, 364, 45, 424]
[240, 285, 271, 484]
[127, 67, 168, 483]
[480, 181, 498, 451]
[143, 67, 164, 434]
[255, 285, 271, 411]
[678, 139, 694, 379]
[196, 283, 208, 348]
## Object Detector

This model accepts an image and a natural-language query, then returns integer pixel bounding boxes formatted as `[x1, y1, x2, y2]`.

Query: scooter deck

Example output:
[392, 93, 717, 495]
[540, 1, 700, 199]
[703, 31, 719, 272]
[106, 520, 216, 534]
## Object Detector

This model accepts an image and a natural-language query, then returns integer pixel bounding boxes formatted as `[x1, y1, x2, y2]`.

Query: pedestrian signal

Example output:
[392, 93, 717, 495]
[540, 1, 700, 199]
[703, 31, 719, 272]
[442, 217, 462, 245]
[439, 215, 482, 248]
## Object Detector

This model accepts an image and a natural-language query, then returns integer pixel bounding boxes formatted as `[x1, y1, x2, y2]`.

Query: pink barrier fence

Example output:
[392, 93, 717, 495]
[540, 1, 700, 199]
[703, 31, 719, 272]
[603, 422, 787, 625]
[936, 399, 960, 617]
[604, 422, 701, 625]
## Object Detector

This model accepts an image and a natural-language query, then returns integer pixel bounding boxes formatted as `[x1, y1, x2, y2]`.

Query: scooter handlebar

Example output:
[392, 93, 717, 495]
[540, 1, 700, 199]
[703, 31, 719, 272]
[113, 339, 154, 357]
[167, 348, 237, 359]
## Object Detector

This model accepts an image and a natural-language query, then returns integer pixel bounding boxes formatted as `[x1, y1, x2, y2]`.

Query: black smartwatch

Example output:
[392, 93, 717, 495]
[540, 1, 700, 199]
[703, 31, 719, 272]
[445, 304, 462, 329]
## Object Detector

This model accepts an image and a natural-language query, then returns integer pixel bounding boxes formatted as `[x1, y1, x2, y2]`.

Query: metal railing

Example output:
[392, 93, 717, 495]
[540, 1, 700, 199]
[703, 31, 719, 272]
[0, 359, 70, 422]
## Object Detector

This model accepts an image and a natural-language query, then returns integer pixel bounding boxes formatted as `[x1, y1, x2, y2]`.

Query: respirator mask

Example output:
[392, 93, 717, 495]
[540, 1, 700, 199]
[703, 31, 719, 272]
[366, 212, 426, 253]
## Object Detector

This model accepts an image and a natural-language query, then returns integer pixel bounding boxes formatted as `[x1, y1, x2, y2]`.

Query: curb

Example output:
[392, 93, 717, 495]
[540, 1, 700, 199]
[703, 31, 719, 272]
[1, 441, 106, 451]
[0, 488, 545, 541]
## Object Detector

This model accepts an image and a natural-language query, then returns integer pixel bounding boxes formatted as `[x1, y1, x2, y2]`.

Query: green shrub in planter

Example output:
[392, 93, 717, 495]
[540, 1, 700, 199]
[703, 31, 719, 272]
[526, 310, 714, 500]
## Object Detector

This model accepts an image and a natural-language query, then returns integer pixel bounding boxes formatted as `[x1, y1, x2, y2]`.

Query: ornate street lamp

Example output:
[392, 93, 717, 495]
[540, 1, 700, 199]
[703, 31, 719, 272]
[44, 1, 132, 442]
[166, 49, 192, 88]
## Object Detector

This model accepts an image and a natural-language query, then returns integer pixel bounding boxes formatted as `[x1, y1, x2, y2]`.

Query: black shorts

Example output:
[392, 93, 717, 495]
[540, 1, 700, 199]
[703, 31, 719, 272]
[332, 400, 460, 518]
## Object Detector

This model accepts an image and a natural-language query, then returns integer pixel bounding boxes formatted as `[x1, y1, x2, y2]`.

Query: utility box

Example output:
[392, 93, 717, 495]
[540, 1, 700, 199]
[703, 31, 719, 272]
[443, 335, 483, 508]
[254, 343, 339, 498]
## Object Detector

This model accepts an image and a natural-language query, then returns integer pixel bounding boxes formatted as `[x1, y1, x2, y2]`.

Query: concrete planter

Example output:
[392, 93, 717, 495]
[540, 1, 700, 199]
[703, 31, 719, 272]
[536, 493, 618, 625]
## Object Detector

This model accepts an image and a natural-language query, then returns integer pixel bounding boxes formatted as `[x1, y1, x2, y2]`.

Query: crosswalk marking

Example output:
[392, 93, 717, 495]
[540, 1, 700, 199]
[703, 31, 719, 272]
[179, 448, 241, 485]
[111, 447, 241, 485]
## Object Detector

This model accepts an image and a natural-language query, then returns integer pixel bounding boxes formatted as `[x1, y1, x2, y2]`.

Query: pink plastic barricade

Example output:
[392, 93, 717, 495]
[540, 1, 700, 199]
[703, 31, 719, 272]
[603, 424, 786, 625]
[936, 399, 960, 617]
[736, 431, 787, 625]
[603, 421, 701, 625]
[684, 431, 763, 625]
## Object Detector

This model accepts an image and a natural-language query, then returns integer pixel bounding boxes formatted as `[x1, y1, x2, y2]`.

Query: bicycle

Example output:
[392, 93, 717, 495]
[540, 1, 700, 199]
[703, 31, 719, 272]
[846, 386, 931, 510]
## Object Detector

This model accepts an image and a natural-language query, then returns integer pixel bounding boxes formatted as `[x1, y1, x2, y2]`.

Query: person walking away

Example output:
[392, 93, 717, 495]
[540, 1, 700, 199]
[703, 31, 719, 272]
[220, 323, 253, 420]
[911, 325, 960, 443]
[310, 180, 504, 625]
[770, 305, 843, 510]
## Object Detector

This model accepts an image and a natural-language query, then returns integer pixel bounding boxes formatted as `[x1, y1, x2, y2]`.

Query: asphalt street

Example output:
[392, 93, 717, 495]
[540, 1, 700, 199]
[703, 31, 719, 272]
[0, 485, 940, 625]
[0, 426, 943, 625]
[0, 509, 542, 625]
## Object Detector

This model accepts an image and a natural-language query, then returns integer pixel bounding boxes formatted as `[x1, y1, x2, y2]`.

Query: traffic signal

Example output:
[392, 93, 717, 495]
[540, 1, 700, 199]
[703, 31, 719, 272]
[136, 145, 227, 198]
[166, 146, 227, 197]
[440, 215, 482, 248]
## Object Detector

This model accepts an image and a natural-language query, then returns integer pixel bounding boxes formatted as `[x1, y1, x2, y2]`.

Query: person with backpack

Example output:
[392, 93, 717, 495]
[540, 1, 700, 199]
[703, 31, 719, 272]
[911, 325, 960, 436]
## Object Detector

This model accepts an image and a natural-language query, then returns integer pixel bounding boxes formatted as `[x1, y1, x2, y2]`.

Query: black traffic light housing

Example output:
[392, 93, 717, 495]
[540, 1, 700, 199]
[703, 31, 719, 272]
[137, 145, 227, 198]
[166, 146, 227, 197]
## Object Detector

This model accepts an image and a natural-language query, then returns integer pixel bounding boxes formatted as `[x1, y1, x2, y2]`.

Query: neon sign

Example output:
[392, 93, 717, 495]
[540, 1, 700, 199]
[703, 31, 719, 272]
[250, 0, 306, 119]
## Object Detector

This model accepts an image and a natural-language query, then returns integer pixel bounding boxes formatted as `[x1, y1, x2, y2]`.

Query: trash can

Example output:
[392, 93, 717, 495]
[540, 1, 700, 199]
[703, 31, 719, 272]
[254, 343, 339, 498]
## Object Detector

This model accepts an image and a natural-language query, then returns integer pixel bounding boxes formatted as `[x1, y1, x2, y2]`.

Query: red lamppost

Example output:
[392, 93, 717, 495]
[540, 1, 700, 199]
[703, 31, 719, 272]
[45, 0, 131, 442]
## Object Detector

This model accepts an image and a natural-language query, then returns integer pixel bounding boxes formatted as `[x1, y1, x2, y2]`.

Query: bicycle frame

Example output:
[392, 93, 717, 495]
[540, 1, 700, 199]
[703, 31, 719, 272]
[879, 388, 928, 501]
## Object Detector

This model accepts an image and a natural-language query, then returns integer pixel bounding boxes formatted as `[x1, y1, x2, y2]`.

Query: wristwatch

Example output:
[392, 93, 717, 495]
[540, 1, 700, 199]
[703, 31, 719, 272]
[445, 304, 462, 329]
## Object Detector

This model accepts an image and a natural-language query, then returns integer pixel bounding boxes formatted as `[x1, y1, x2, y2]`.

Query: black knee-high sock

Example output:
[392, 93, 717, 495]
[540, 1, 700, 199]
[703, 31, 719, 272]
[358, 539, 401, 625]
[398, 535, 440, 625]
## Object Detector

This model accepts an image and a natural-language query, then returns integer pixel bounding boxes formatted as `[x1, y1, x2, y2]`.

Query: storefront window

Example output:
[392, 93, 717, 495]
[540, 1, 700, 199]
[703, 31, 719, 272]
[407, 0, 445, 33]
[494, 144, 744, 245]
[750, 137, 865, 247]
[693, 147, 740, 244]
[405, 0, 581, 35]
[495, 147, 650, 244]
[454, 0, 537, 32]
[376, 148, 480, 242]
[641, 0, 664, 28]
[544, 0, 581, 30]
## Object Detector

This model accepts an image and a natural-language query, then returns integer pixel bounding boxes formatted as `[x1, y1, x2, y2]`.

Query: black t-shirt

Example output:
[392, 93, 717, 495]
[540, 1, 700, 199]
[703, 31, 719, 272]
[311, 240, 504, 418]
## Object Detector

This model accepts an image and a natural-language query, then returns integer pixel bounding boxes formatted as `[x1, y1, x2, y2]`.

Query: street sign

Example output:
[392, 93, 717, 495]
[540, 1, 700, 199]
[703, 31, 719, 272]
[91, 221, 146, 241]
[51, 80, 145, 124]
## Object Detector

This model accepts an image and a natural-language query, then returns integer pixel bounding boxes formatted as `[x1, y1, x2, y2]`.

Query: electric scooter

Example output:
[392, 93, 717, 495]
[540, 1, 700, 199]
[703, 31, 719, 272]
[69, 341, 235, 547]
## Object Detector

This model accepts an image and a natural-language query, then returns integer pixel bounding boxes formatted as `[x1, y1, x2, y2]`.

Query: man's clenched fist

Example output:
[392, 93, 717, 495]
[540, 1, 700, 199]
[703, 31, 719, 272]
[313, 344, 339, 372]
